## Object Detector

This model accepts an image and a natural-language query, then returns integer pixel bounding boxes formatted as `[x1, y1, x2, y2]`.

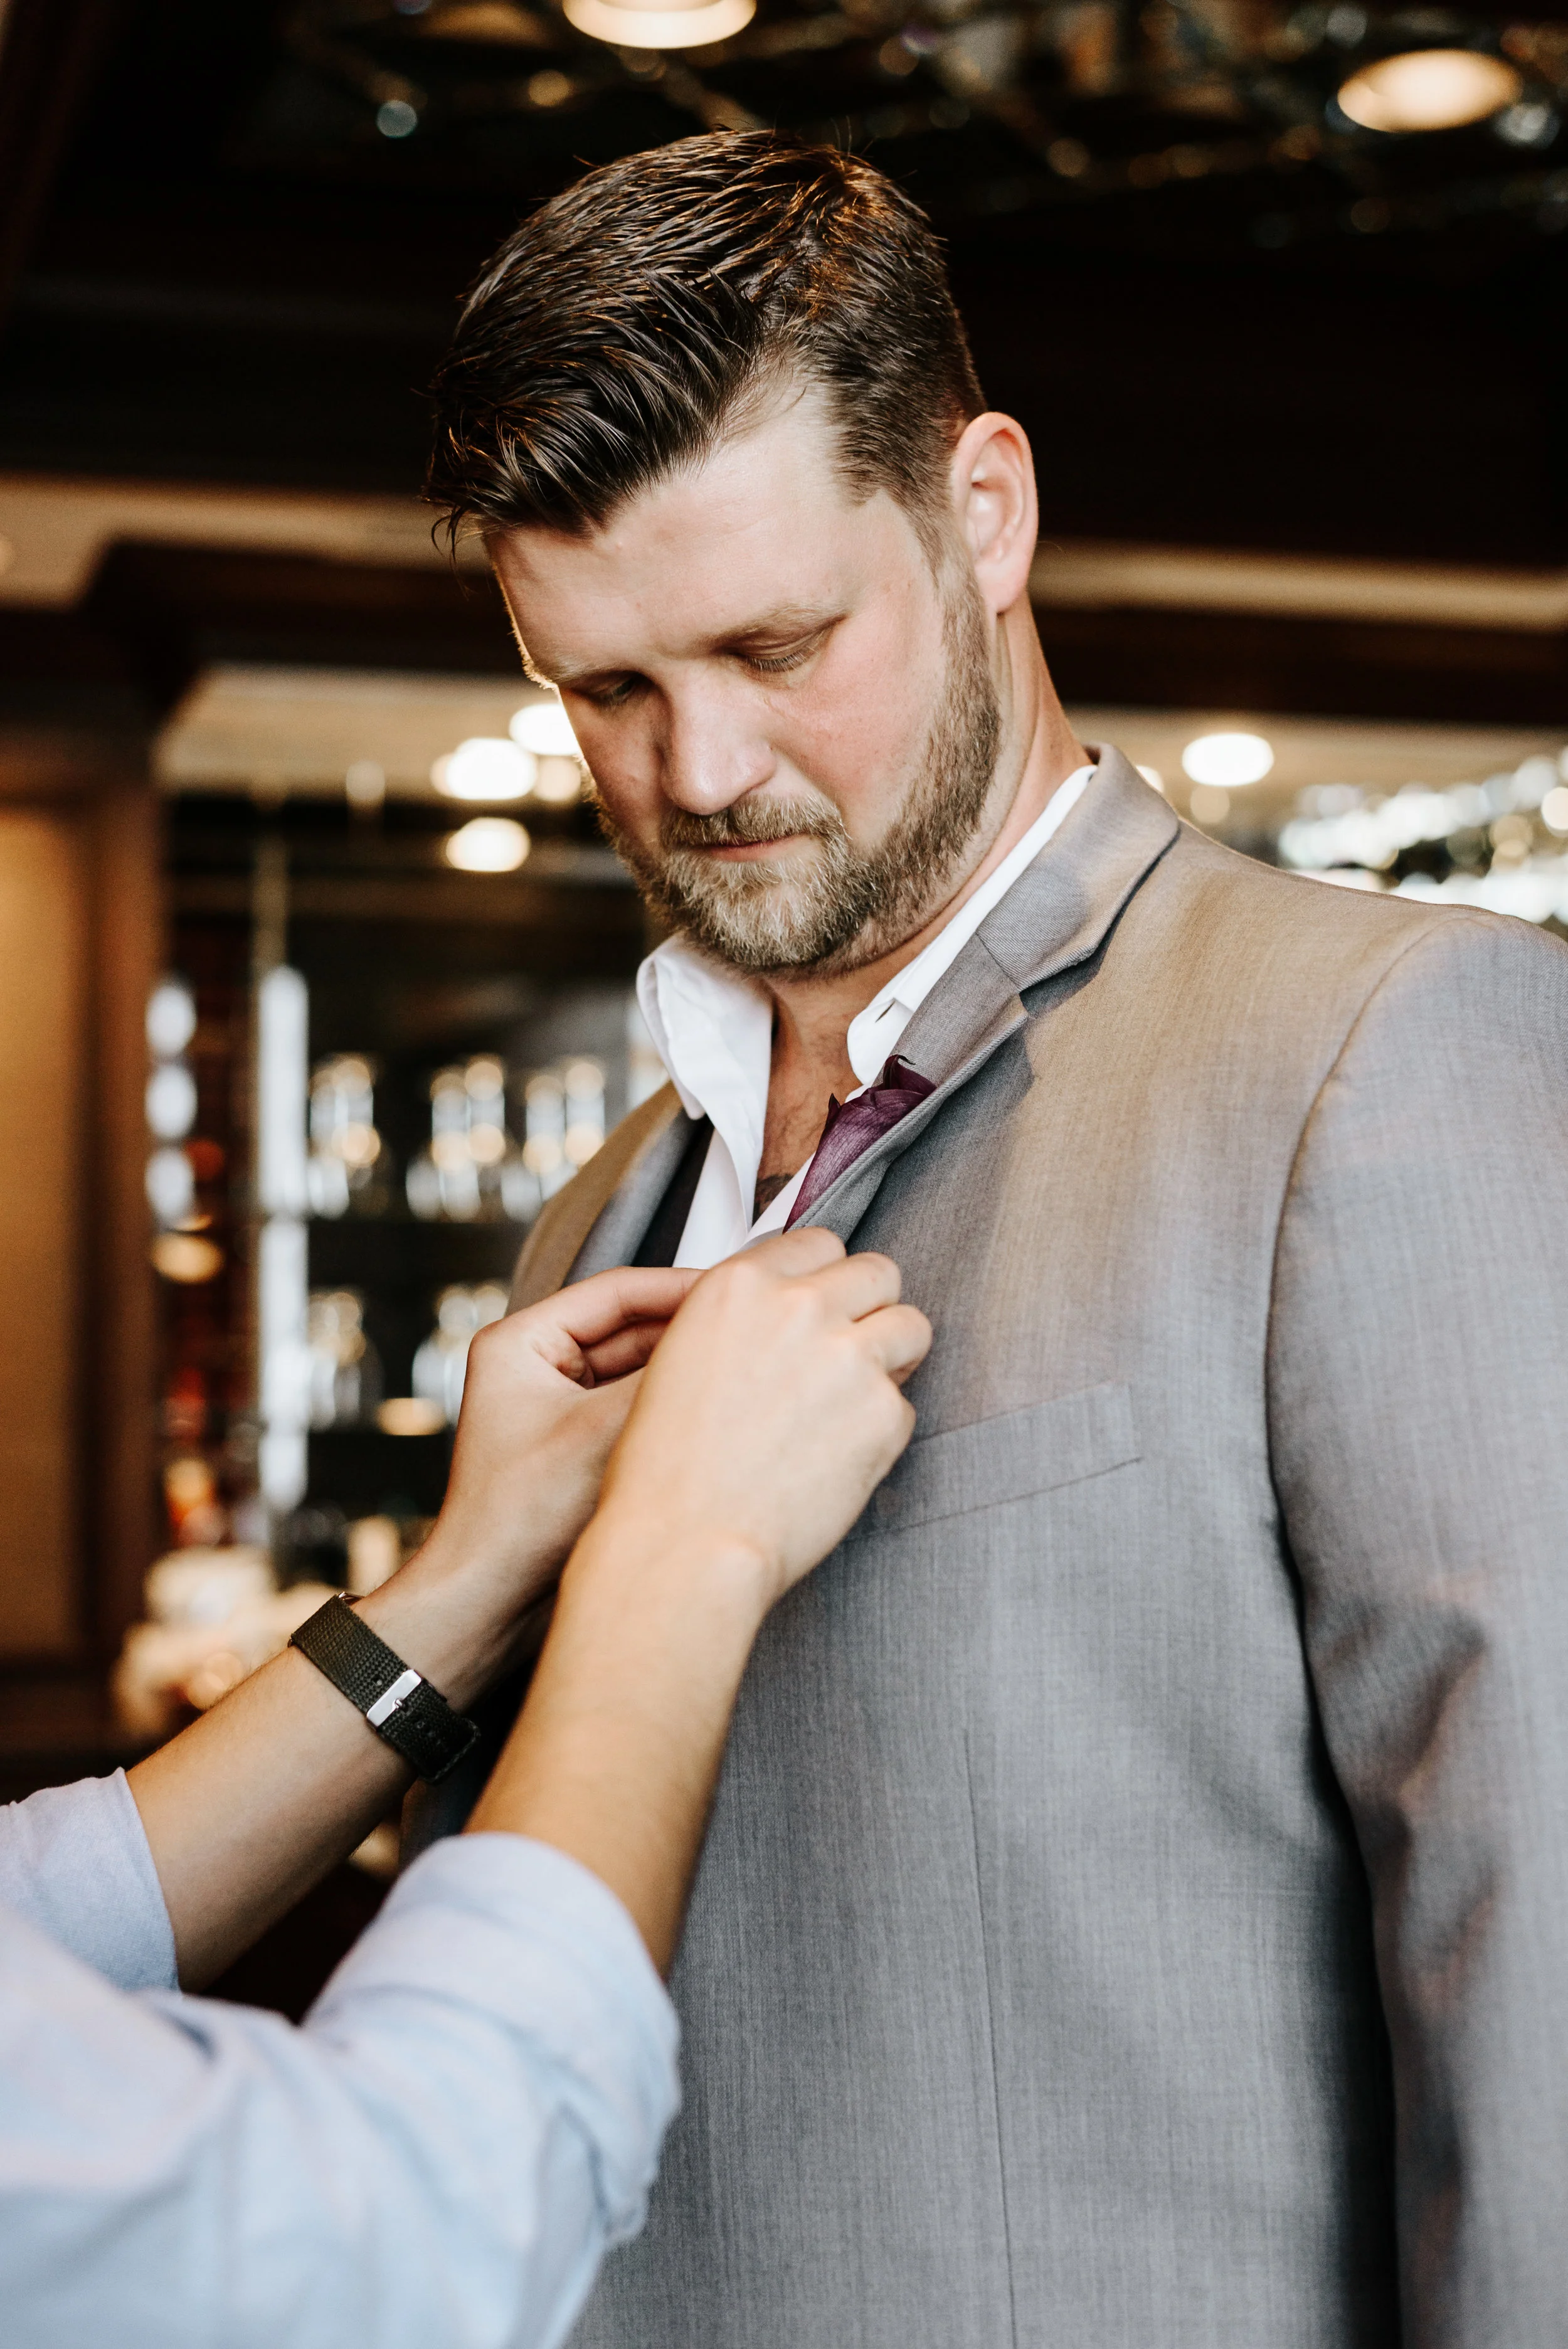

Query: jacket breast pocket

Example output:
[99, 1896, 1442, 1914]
[848, 1382, 1140, 1542]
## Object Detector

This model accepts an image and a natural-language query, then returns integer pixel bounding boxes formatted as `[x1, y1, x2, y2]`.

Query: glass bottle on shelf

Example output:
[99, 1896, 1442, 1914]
[304, 1288, 383, 1428]
[307, 1054, 391, 1218]
[407, 1055, 536, 1222]
[522, 1057, 607, 1201]
[411, 1283, 510, 1424]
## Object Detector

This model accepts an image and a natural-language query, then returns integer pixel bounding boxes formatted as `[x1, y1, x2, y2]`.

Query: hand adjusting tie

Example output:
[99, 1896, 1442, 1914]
[290, 1593, 480, 1783]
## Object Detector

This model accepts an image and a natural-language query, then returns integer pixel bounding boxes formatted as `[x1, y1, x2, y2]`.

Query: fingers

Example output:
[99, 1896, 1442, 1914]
[856, 1303, 932, 1384]
[580, 1320, 670, 1381]
[803, 1249, 904, 1325]
[738, 1228, 846, 1277]
[524, 1268, 699, 1359]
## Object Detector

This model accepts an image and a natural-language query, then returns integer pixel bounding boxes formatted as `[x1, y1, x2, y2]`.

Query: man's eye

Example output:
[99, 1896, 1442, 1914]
[583, 677, 640, 709]
[746, 644, 817, 677]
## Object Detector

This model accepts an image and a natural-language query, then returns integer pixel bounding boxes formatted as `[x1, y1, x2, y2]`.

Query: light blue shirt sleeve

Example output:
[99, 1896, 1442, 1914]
[0, 1771, 177, 1989]
[0, 1817, 680, 2349]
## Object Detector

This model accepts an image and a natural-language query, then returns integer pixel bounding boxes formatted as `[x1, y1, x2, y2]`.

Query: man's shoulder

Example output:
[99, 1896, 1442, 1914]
[1150, 818, 1568, 999]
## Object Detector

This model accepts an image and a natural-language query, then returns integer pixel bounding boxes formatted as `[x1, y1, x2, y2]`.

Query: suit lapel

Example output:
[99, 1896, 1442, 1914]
[800, 750, 1179, 1243]
[511, 753, 1180, 1293]
[509, 1081, 688, 1309]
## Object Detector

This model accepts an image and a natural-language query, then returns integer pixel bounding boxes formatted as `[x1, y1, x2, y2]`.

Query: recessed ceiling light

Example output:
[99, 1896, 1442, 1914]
[433, 737, 536, 802]
[561, 0, 755, 48]
[1337, 50, 1522, 134]
[1181, 731, 1275, 788]
[445, 817, 531, 873]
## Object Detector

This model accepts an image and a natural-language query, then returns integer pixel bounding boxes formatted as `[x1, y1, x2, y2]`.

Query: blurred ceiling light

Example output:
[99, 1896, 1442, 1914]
[509, 697, 581, 758]
[445, 817, 531, 873]
[433, 736, 537, 802]
[1542, 785, 1568, 833]
[1181, 731, 1275, 788]
[377, 1396, 447, 1436]
[152, 1231, 225, 1284]
[146, 978, 197, 1060]
[376, 98, 420, 137]
[561, 0, 755, 48]
[1336, 50, 1522, 134]
[1188, 783, 1232, 827]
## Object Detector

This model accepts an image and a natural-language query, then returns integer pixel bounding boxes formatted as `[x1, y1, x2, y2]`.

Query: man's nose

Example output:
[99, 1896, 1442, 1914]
[658, 686, 776, 815]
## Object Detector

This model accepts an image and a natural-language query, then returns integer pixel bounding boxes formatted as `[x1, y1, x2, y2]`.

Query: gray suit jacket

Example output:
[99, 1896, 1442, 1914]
[508, 748, 1568, 2347]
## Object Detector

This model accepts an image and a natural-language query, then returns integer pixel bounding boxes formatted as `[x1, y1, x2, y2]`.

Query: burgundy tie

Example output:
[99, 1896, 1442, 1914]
[785, 1054, 936, 1228]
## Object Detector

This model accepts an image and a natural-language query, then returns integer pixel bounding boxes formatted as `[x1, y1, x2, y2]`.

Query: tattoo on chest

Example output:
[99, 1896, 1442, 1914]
[753, 1171, 794, 1221]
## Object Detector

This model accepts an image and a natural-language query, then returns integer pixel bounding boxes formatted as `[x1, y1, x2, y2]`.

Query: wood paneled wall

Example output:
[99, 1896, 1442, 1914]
[0, 807, 87, 1650]
[0, 734, 159, 1672]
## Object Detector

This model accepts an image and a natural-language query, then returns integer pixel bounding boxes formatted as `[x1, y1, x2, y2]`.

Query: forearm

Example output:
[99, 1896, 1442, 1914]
[467, 1517, 770, 1975]
[129, 1535, 518, 1988]
[1, 1838, 677, 2349]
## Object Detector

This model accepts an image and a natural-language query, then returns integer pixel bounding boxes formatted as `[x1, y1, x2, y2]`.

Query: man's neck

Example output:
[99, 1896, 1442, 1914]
[756, 646, 1085, 1194]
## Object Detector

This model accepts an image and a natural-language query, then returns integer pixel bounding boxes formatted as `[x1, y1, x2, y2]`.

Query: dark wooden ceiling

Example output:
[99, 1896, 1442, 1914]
[3, 0, 1568, 729]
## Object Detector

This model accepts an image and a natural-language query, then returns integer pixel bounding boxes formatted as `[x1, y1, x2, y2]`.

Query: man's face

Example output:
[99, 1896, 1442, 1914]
[490, 385, 1001, 980]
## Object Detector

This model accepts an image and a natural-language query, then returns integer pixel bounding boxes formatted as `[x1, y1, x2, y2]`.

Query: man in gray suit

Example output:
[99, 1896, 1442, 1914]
[425, 130, 1568, 2345]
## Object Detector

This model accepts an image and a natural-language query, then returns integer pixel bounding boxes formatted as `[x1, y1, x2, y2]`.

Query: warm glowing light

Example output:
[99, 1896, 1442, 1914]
[510, 697, 581, 758]
[562, 0, 754, 46]
[467, 1124, 507, 1165]
[1188, 784, 1232, 828]
[445, 817, 531, 872]
[1542, 785, 1568, 834]
[1337, 50, 1521, 134]
[433, 737, 537, 802]
[332, 1121, 381, 1169]
[1181, 731, 1274, 788]
[378, 1396, 447, 1436]
[152, 1231, 225, 1283]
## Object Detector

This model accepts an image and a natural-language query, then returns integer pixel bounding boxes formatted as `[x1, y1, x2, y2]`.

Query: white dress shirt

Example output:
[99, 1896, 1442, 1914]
[636, 764, 1096, 1266]
[0, 1770, 678, 2349]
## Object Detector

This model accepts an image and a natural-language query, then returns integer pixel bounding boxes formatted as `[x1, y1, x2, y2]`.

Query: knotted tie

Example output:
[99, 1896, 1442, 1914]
[785, 1054, 936, 1228]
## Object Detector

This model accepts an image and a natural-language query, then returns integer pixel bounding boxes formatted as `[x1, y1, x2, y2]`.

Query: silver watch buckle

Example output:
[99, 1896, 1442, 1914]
[366, 1667, 423, 1727]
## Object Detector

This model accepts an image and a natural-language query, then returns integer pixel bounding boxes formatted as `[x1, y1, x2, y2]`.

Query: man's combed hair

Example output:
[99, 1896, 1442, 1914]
[426, 133, 985, 553]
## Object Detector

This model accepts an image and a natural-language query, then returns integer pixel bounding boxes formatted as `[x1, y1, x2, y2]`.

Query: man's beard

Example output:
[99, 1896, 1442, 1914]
[596, 577, 1003, 980]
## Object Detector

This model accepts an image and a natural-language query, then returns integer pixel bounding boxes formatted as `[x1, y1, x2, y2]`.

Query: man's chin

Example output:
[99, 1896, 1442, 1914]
[662, 881, 867, 979]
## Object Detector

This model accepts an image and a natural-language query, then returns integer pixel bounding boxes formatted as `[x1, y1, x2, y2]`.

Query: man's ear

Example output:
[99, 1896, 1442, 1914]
[948, 413, 1039, 617]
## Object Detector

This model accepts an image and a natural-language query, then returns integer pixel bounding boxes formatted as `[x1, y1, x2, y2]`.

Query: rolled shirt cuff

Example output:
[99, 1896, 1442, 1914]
[0, 1770, 177, 1993]
[309, 1833, 681, 2243]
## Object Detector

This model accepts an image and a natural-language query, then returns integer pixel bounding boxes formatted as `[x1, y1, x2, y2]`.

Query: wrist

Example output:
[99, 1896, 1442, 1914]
[563, 1511, 776, 1645]
[358, 1532, 519, 1714]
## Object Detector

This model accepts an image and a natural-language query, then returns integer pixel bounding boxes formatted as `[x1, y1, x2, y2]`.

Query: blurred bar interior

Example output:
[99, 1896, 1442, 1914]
[4, 0, 1568, 1983]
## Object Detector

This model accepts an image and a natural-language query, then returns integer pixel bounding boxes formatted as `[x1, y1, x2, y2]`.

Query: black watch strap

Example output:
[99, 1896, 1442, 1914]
[290, 1594, 481, 1784]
